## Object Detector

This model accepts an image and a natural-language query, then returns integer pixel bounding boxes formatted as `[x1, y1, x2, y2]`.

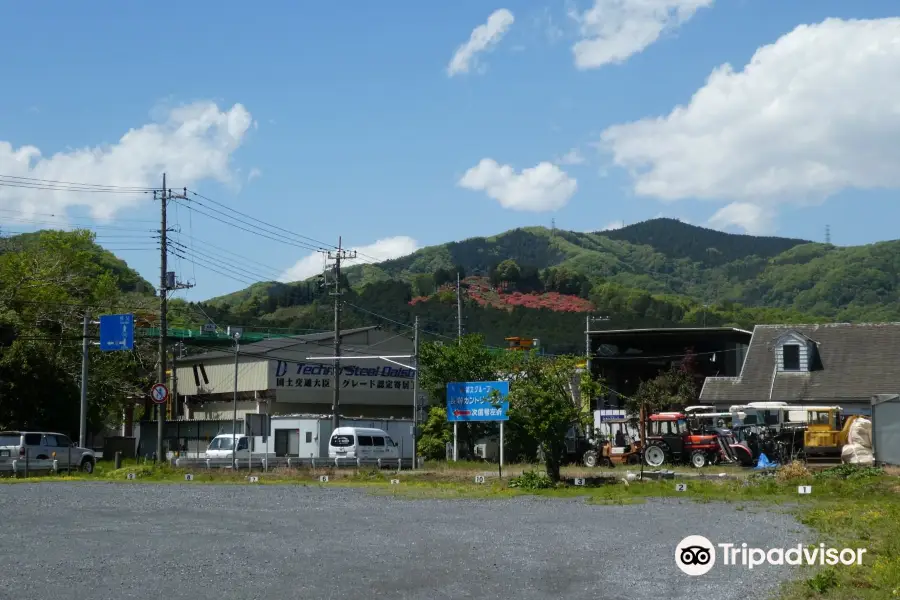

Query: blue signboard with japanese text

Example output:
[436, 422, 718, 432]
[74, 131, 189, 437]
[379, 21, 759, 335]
[446, 381, 509, 422]
[99, 313, 134, 351]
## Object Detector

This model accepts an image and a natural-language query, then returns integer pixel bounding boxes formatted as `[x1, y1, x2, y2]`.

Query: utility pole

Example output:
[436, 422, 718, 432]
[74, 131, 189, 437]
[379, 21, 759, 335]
[412, 316, 419, 466]
[157, 175, 167, 461]
[456, 272, 462, 344]
[586, 314, 609, 406]
[231, 333, 240, 469]
[79, 312, 89, 449]
[584, 314, 591, 377]
[327, 237, 356, 431]
[156, 177, 191, 461]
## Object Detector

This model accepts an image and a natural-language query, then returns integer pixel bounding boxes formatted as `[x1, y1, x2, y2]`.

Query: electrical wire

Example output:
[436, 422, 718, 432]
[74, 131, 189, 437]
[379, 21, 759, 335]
[170, 234, 284, 281]
[183, 189, 385, 266]
[168, 240, 277, 284]
[0, 174, 155, 192]
[171, 199, 323, 253]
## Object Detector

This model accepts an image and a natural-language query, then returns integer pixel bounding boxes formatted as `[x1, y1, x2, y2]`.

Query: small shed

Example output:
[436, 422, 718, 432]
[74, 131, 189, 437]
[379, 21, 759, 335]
[871, 394, 900, 466]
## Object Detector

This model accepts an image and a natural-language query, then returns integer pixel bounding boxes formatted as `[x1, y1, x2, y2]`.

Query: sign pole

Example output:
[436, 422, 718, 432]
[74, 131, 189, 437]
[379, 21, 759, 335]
[79, 312, 89, 449]
[412, 316, 419, 468]
[453, 422, 458, 462]
[499, 421, 504, 472]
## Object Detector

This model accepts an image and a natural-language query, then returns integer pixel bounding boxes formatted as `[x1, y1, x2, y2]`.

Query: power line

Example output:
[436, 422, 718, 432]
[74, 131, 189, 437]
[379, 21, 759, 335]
[168, 246, 257, 287]
[186, 189, 335, 253]
[171, 199, 322, 253]
[184, 189, 386, 266]
[171, 233, 285, 281]
[169, 240, 276, 284]
[0, 207, 156, 224]
[0, 174, 156, 192]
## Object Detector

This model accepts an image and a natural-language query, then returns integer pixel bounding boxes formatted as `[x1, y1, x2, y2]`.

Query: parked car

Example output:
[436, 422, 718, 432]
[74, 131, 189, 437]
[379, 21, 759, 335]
[328, 427, 399, 460]
[0, 431, 96, 473]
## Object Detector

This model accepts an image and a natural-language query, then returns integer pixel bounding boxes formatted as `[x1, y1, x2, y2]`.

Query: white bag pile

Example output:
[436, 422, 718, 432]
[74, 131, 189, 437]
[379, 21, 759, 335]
[841, 417, 874, 465]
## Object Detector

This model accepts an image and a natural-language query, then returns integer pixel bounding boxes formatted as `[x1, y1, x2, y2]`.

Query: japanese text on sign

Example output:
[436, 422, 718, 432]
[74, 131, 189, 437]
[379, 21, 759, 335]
[446, 381, 509, 422]
[273, 361, 414, 391]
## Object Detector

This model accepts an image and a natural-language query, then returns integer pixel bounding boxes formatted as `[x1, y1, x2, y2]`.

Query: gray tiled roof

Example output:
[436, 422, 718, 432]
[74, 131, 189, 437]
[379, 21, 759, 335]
[700, 323, 900, 404]
[177, 326, 382, 363]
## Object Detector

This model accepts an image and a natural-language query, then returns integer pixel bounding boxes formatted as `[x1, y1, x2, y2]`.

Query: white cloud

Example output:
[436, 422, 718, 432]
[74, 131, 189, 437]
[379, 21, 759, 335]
[708, 203, 774, 235]
[602, 220, 624, 230]
[448, 9, 515, 76]
[571, 0, 713, 69]
[247, 167, 262, 182]
[557, 148, 586, 165]
[599, 17, 900, 233]
[0, 101, 253, 221]
[458, 158, 577, 211]
[278, 236, 420, 283]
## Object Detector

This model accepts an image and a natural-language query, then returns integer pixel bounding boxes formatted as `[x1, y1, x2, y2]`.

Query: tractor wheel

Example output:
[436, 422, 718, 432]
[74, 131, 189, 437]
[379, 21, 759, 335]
[643, 443, 667, 467]
[626, 453, 641, 465]
[690, 450, 708, 469]
[583, 450, 599, 468]
[603, 457, 614, 468]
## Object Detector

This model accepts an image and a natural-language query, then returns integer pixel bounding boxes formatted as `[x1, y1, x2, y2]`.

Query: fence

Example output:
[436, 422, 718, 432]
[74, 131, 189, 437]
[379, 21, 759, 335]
[172, 456, 418, 471]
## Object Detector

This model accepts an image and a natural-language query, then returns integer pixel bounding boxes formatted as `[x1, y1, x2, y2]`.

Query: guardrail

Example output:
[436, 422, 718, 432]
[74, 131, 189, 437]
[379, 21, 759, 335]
[0, 457, 70, 476]
[173, 456, 417, 471]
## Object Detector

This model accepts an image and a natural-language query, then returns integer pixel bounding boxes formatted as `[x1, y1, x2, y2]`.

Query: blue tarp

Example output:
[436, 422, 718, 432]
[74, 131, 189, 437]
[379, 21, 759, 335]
[755, 453, 779, 469]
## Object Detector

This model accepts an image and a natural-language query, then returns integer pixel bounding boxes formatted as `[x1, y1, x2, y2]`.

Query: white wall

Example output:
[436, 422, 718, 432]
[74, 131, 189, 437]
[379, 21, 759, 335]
[176, 358, 269, 395]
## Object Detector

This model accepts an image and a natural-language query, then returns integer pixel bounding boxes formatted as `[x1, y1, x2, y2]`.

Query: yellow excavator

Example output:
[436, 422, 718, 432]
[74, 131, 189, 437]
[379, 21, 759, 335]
[803, 408, 859, 463]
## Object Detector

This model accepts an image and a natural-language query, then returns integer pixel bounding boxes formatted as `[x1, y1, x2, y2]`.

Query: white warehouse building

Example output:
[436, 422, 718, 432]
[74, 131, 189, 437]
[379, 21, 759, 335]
[175, 326, 420, 422]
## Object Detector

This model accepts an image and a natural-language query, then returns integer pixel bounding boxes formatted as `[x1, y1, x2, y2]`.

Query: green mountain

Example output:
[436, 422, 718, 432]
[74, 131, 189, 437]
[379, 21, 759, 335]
[0, 230, 154, 294]
[194, 218, 900, 353]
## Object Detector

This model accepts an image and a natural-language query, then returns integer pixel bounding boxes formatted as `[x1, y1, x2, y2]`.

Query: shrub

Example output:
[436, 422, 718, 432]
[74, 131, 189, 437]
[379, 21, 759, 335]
[508, 470, 554, 490]
[776, 461, 811, 482]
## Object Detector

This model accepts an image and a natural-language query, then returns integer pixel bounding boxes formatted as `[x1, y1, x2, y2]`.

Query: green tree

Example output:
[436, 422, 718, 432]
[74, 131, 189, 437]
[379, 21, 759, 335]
[504, 354, 603, 482]
[624, 350, 699, 440]
[417, 406, 452, 460]
[495, 259, 520, 285]
[433, 268, 454, 288]
[417, 334, 504, 458]
[0, 230, 157, 438]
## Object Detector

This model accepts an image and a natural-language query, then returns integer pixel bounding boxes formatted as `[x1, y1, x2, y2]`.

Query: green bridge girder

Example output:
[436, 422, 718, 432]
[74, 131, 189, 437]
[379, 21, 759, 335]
[136, 327, 295, 345]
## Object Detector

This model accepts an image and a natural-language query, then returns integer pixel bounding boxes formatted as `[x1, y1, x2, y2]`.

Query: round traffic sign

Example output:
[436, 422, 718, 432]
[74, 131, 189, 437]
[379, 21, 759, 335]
[150, 383, 169, 404]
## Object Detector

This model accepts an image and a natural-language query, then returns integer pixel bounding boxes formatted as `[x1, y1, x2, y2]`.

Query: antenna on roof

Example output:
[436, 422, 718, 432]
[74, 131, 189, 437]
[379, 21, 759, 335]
[825, 224, 831, 245]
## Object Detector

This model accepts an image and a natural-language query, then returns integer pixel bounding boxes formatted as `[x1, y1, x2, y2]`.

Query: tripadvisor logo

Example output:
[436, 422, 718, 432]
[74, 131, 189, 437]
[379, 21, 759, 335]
[675, 536, 866, 576]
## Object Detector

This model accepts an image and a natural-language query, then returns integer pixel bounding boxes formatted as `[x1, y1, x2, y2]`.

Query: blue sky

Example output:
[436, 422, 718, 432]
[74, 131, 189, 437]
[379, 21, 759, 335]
[1, 0, 899, 300]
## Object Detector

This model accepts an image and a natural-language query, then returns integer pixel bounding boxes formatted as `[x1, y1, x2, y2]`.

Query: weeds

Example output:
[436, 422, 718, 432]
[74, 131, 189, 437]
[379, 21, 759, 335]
[508, 471, 555, 490]
[813, 464, 884, 481]
[776, 461, 812, 482]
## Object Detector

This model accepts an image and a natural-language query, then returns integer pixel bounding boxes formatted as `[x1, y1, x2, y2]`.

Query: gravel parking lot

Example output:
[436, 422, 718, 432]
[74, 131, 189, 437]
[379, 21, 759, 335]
[0, 483, 810, 600]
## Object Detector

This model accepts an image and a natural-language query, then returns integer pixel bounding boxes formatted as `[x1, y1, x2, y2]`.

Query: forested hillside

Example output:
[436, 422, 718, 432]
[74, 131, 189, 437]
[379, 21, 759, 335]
[0, 230, 159, 435]
[206, 218, 900, 338]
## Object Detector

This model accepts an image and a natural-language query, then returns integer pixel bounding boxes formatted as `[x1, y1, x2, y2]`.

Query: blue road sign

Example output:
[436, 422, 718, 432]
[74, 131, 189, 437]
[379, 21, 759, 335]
[99, 313, 134, 351]
[446, 381, 509, 422]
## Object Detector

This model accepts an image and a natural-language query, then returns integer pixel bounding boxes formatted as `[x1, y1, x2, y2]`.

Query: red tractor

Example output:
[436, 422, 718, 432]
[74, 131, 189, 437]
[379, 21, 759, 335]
[643, 412, 744, 468]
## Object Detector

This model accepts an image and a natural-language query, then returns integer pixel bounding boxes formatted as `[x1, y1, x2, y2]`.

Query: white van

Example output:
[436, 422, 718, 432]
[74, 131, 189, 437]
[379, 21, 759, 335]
[328, 427, 399, 460]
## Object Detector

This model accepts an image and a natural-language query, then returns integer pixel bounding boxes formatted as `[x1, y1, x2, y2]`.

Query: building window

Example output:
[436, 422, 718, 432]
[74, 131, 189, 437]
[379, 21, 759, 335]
[782, 344, 800, 370]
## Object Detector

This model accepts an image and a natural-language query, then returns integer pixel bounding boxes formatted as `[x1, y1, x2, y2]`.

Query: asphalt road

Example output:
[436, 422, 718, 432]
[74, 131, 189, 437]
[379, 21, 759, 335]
[0, 483, 810, 600]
